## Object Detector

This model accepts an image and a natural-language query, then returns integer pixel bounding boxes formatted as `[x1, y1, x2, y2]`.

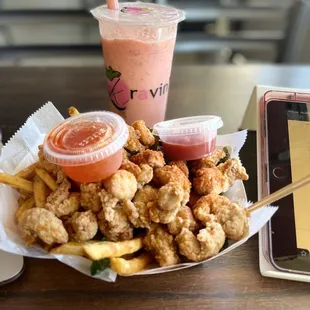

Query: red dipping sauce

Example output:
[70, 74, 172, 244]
[153, 115, 223, 161]
[162, 136, 216, 161]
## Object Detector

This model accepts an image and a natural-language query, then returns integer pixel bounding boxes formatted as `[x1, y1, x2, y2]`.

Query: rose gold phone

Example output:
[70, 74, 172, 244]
[261, 90, 310, 274]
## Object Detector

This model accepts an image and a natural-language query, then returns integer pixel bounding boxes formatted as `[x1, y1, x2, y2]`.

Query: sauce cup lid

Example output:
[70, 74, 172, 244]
[43, 111, 128, 166]
[153, 115, 223, 137]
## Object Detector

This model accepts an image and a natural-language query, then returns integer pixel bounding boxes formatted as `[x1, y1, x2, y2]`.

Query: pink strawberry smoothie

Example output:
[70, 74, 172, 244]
[101, 37, 176, 127]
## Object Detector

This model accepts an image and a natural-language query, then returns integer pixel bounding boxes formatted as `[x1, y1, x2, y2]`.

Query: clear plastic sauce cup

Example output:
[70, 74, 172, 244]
[153, 116, 223, 161]
[43, 111, 128, 183]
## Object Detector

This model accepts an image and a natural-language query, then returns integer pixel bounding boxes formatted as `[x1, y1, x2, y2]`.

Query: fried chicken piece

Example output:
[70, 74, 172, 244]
[132, 120, 155, 146]
[193, 194, 231, 223]
[123, 200, 152, 228]
[153, 165, 191, 205]
[18, 208, 68, 245]
[130, 149, 165, 168]
[124, 185, 158, 228]
[213, 202, 249, 241]
[188, 191, 201, 209]
[149, 182, 184, 224]
[136, 164, 153, 187]
[189, 149, 226, 174]
[167, 205, 199, 235]
[125, 126, 144, 153]
[38, 145, 65, 182]
[68, 210, 98, 242]
[143, 225, 180, 266]
[46, 193, 80, 218]
[175, 221, 226, 262]
[193, 194, 249, 241]
[103, 170, 137, 201]
[120, 160, 153, 188]
[45, 179, 72, 217]
[122, 148, 129, 163]
[193, 158, 249, 196]
[98, 189, 133, 241]
[133, 185, 158, 204]
[38, 145, 58, 174]
[56, 168, 67, 184]
[217, 158, 249, 186]
[168, 160, 189, 178]
[80, 182, 102, 213]
[193, 167, 229, 195]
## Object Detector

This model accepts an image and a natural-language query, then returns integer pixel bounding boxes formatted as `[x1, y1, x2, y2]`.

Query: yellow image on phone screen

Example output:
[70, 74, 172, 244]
[288, 119, 310, 251]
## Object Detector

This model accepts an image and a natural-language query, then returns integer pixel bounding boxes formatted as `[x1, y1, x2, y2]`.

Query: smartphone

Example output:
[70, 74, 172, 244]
[262, 90, 310, 274]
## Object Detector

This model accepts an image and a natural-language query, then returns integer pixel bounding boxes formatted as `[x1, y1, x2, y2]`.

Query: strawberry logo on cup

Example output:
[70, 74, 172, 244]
[106, 66, 130, 111]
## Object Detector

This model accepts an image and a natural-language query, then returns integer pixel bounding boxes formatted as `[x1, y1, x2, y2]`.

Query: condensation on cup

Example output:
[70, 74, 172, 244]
[91, 2, 185, 127]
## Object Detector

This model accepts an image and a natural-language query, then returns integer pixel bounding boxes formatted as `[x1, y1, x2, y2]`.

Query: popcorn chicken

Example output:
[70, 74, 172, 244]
[175, 221, 226, 262]
[144, 225, 180, 266]
[125, 126, 144, 153]
[103, 170, 138, 201]
[18, 208, 68, 245]
[68, 210, 98, 242]
[130, 149, 165, 168]
[132, 120, 155, 146]
[80, 182, 102, 213]
[98, 189, 133, 241]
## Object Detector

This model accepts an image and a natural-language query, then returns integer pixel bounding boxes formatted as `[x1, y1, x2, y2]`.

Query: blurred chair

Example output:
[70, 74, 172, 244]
[278, 0, 310, 63]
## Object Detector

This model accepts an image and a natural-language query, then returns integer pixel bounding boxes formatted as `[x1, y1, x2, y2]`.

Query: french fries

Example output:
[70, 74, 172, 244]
[0, 173, 33, 192]
[15, 162, 37, 180]
[110, 252, 153, 275]
[33, 176, 50, 208]
[50, 241, 97, 256]
[83, 238, 143, 261]
[68, 106, 80, 117]
[18, 197, 25, 207]
[15, 195, 35, 222]
[35, 168, 58, 191]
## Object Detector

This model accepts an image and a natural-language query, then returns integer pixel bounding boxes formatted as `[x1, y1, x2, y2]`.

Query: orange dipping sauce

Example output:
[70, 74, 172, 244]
[62, 149, 122, 183]
[43, 111, 128, 183]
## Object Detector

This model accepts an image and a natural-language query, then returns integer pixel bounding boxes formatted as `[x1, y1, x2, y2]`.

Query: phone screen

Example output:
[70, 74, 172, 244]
[288, 116, 310, 251]
[266, 100, 310, 271]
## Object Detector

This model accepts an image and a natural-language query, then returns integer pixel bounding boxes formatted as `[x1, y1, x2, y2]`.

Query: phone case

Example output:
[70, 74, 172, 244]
[255, 85, 310, 283]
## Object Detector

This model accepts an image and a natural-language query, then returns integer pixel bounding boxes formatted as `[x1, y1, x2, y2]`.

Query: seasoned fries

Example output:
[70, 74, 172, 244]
[51, 242, 88, 256]
[83, 238, 143, 261]
[68, 106, 80, 117]
[15, 162, 37, 180]
[18, 197, 25, 207]
[0, 173, 33, 192]
[35, 168, 58, 191]
[33, 176, 50, 208]
[110, 252, 153, 275]
[15, 196, 35, 222]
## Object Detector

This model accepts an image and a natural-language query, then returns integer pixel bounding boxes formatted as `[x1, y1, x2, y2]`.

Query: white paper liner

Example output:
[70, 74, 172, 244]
[0, 103, 277, 282]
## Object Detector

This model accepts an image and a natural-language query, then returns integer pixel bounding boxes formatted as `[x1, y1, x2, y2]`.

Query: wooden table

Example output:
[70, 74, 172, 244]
[1, 66, 310, 309]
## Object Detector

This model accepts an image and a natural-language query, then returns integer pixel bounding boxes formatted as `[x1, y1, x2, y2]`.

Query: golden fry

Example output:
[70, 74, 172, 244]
[83, 238, 143, 261]
[15, 196, 35, 222]
[68, 106, 80, 117]
[35, 168, 58, 191]
[18, 197, 25, 207]
[0, 173, 33, 192]
[15, 162, 37, 180]
[110, 252, 153, 275]
[33, 176, 50, 208]
[50, 241, 97, 256]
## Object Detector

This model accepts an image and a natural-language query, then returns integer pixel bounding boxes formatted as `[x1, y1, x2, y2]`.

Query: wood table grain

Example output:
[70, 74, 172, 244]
[1, 66, 310, 310]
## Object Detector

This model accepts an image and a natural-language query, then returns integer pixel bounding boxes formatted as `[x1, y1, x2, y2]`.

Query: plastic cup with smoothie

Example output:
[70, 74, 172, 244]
[91, 2, 185, 127]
